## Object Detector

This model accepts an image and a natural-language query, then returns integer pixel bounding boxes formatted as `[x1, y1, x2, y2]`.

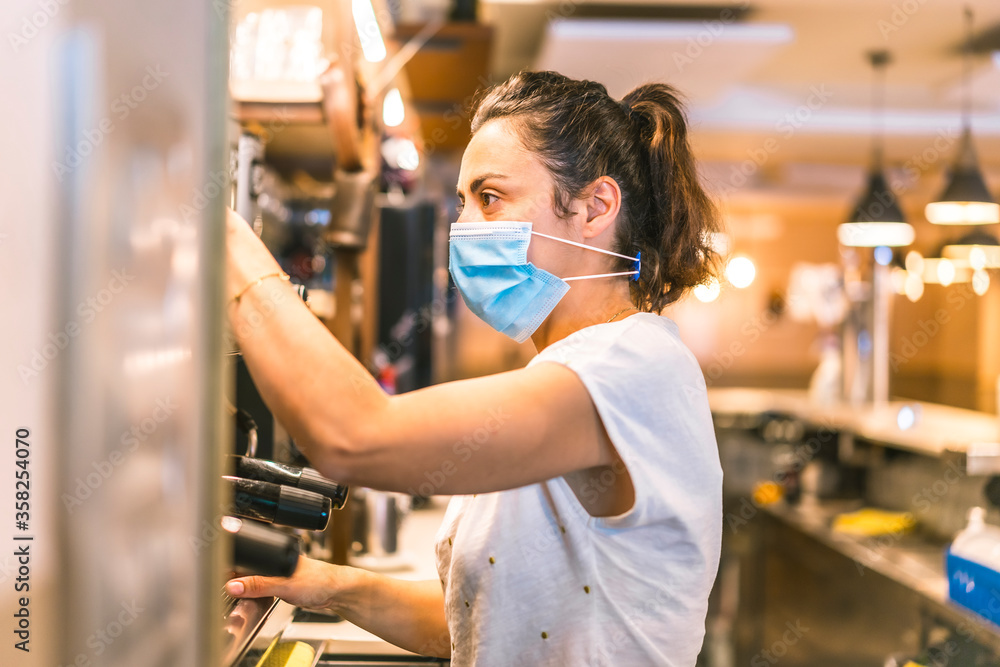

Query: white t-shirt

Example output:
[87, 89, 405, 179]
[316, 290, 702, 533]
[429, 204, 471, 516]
[434, 313, 723, 666]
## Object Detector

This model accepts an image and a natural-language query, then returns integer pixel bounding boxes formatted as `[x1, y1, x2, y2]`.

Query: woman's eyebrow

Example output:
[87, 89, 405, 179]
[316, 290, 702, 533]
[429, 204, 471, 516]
[456, 172, 509, 198]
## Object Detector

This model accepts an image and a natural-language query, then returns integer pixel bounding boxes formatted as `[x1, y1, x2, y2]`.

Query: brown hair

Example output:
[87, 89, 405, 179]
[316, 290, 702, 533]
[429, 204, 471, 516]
[470, 70, 722, 312]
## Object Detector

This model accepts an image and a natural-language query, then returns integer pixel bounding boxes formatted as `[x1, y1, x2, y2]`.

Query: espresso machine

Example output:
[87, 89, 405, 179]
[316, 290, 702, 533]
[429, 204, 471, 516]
[219, 380, 351, 667]
[218, 118, 352, 667]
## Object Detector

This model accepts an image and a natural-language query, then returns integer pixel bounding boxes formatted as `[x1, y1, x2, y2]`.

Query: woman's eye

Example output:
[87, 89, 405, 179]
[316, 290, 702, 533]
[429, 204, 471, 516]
[480, 192, 499, 208]
[456, 201, 465, 215]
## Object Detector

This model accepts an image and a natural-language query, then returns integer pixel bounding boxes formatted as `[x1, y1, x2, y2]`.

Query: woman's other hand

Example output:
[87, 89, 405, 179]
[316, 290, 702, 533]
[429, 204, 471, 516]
[225, 555, 451, 657]
[226, 555, 344, 614]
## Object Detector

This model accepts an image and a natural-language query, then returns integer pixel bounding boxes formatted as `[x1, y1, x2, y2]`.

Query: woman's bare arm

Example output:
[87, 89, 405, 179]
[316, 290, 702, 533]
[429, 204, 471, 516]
[226, 210, 617, 494]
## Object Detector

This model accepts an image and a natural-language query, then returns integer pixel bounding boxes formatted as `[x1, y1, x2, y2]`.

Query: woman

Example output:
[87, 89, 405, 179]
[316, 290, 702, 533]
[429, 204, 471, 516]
[225, 70, 723, 666]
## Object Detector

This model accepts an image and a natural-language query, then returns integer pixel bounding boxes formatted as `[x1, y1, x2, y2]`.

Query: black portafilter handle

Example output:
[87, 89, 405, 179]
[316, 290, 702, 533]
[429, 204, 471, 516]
[230, 455, 349, 510]
[223, 476, 332, 532]
[223, 516, 300, 578]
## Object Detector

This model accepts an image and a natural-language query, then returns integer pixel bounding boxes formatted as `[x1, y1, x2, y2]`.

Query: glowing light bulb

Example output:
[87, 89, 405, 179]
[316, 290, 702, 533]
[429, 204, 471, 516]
[905, 250, 924, 274]
[352, 0, 386, 63]
[725, 256, 756, 289]
[381, 136, 421, 171]
[936, 258, 956, 286]
[396, 139, 420, 171]
[897, 405, 917, 430]
[925, 201, 1000, 225]
[973, 269, 990, 296]
[837, 222, 915, 247]
[383, 88, 404, 127]
[693, 278, 721, 303]
[891, 267, 908, 294]
[904, 272, 924, 302]
[970, 247, 987, 271]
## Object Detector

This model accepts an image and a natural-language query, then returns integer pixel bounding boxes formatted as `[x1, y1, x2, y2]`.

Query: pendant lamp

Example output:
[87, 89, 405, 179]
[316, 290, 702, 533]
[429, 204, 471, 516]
[942, 229, 1000, 269]
[839, 50, 915, 248]
[925, 7, 999, 225]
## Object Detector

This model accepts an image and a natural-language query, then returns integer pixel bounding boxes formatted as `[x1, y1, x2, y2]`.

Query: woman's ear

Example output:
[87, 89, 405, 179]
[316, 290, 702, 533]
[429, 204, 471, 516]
[581, 176, 622, 239]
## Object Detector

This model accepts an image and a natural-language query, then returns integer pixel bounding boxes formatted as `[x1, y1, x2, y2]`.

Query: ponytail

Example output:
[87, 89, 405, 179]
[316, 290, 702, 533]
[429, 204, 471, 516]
[472, 72, 723, 312]
[619, 84, 722, 311]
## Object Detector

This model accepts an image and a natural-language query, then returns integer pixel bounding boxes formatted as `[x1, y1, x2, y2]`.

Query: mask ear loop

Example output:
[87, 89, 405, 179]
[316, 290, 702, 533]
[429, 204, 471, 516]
[530, 231, 640, 282]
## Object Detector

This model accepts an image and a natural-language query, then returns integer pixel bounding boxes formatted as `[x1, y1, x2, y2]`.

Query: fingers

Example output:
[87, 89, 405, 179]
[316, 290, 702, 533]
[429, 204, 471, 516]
[226, 574, 286, 599]
[225, 557, 340, 613]
[226, 207, 249, 230]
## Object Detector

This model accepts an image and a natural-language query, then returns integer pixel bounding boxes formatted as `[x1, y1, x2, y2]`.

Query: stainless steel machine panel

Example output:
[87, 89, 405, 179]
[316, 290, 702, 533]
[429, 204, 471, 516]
[49, 0, 230, 664]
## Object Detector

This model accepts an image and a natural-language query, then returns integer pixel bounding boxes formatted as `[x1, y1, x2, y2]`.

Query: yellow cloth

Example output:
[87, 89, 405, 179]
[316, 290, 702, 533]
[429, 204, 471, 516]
[752, 481, 783, 506]
[832, 508, 916, 537]
[257, 640, 316, 667]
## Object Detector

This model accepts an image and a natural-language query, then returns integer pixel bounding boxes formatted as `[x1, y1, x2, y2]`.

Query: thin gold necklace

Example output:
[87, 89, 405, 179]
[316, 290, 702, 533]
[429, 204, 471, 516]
[606, 306, 638, 323]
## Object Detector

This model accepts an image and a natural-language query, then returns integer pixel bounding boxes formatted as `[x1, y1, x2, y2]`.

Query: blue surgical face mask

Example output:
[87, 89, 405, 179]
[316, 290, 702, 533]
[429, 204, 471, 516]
[448, 221, 640, 343]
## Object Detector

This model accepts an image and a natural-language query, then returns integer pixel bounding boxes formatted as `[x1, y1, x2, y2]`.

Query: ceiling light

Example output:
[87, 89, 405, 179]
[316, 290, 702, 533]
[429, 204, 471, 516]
[942, 229, 1000, 268]
[839, 51, 914, 248]
[838, 221, 915, 247]
[353, 0, 387, 63]
[922, 257, 972, 285]
[925, 8, 998, 225]
[383, 88, 405, 127]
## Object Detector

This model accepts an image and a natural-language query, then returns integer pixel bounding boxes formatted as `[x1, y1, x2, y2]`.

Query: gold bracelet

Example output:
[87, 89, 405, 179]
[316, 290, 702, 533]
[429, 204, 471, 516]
[231, 271, 290, 306]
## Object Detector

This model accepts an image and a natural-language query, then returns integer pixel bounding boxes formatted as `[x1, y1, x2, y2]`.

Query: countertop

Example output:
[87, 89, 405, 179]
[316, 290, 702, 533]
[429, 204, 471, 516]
[709, 387, 1000, 465]
[763, 498, 1000, 654]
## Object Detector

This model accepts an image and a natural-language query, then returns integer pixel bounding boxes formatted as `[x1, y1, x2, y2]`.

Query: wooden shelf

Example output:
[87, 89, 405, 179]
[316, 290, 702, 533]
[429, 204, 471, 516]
[231, 79, 323, 104]
[230, 80, 326, 126]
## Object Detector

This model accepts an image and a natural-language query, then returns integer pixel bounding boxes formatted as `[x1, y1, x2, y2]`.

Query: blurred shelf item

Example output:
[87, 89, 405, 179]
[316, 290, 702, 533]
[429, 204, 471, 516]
[230, 84, 329, 162]
[232, 92, 324, 128]
[231, 79, 324, 105]
[305, 287, 335, 321]
[230, 56, 369, 177]
[709, 387, 1000, 472]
